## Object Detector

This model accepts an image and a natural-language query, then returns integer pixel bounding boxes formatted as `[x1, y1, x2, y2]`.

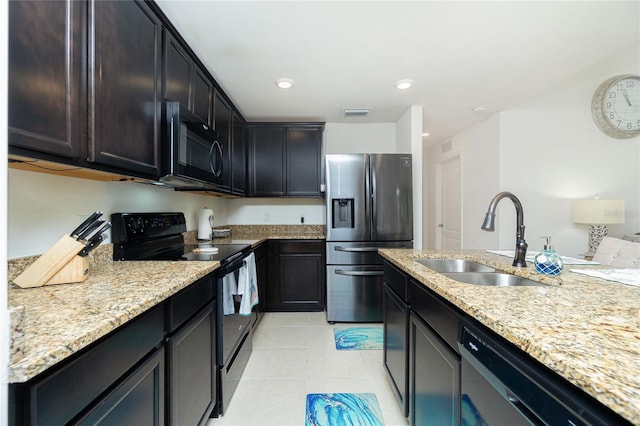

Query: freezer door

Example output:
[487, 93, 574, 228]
[370, 154, 413, 241]
[326, 154, 368, 241]
[326, 265, 384, 322]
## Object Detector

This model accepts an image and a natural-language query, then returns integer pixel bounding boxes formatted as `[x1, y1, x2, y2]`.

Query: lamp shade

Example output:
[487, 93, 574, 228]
[572, 199, 625, 224]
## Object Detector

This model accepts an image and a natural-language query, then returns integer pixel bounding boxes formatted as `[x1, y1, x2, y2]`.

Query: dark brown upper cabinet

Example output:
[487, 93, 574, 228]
[248, 123, 324, 197]
[89, 0, 162, 177]
[232, 113, 247, 196]
[212, 91, 232, 192]
[163, 30, 213, 126]
[8, 0, 86, 160]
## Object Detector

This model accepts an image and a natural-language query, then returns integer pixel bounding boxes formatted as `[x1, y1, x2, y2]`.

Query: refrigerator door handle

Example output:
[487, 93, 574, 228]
[334, 270, 384, 277]
[334, 246, 379, 253]
[365, 156, 372, 239]
[370, 156, 377, 240]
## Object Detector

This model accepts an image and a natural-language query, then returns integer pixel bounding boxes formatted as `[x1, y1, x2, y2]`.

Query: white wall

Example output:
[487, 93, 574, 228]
[425, 114, 501, 249]
[227, 198, 324, 224]
[396, 106, 423, 248]
[7, 169, 229, 258]
[497, 43, 639, 256]
[426, 43, 640, 256]
[323, 123, 396, 154]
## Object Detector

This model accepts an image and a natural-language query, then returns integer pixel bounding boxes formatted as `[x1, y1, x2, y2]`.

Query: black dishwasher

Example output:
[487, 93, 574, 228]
[458, 320, 632, 426]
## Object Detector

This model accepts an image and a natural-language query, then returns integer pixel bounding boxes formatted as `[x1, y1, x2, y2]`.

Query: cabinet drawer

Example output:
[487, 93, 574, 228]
[168, 274, 214, 332]
[279, 240, 324, 254]
[384, 261, 408, 302]
[409, 280, 460, 352]
[28, 306, 164, 426]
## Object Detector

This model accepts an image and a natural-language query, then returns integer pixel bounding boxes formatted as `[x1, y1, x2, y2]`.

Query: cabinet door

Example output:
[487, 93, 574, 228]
[8, 0, 85, 159]
[168, 305, 215, 426]
[249, 126, 286, 196]
[75, 348, 165, 426]
[410, 312, 460, 426]
[163, 30, 191, 108]
[383, 283, 409, 417]
[231, 114, 247, 196]
[90, 0, 161, 177]
[192, 68, 213, 126]
[267, 240, 325, 311]
[287, 127, 323, 196]
[212, 91, 232, 191]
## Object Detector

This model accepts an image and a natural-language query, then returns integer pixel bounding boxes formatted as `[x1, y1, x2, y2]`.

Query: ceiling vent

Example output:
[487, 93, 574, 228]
[342, 108, 371, 117]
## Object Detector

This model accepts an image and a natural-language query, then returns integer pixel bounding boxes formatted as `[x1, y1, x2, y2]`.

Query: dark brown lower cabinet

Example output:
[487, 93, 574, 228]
[409, 312, 460, 426]
[9, 306, 165, 426]
[383, 283, 409, 417]
[76, 348, 165, 426]
[167, 305, 215, 426]
[266, 240, 325, 312]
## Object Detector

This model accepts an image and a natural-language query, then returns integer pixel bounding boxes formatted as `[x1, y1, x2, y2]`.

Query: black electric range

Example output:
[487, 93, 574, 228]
[111, 212, 250, 263]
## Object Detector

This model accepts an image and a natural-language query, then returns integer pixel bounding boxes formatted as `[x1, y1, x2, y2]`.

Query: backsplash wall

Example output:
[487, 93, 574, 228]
[7, 169, 228, 258]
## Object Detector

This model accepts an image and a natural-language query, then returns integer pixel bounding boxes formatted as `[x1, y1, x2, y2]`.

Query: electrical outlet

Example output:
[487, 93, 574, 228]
[300, 216, 304, 224]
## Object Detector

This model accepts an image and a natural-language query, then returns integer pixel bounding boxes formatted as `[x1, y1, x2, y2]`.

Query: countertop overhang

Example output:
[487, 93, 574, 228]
[378, 248, 640, 426]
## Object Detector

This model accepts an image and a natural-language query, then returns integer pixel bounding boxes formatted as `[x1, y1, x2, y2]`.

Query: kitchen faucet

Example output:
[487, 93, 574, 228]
[481, 191, 528, 267]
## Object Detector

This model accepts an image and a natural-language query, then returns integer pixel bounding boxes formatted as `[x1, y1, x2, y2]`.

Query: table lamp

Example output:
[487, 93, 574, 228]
[572, 198, 625, 256]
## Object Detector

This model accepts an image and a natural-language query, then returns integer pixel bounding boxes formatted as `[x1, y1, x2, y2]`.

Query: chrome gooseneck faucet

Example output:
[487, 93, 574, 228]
[481, 191, 528, 267]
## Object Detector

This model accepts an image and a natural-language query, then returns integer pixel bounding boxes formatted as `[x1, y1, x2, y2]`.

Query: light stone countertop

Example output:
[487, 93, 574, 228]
[7, 225, 325, 384]
[378, 248, 640, 426]
[8, 259, 220, 383]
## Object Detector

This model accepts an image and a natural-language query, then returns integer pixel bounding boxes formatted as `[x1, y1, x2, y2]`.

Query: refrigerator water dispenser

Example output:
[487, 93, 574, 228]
[332, 199, 354, 228]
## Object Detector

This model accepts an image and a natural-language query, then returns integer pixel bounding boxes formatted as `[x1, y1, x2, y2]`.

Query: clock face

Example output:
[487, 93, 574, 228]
[592, 74, 640, 139]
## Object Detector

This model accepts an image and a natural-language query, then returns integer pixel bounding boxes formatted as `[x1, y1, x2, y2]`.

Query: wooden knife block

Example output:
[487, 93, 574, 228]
[13, 235, 89, 288]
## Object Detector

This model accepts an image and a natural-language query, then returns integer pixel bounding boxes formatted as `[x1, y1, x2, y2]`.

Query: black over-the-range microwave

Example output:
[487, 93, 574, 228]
[160, 100, 224, 190]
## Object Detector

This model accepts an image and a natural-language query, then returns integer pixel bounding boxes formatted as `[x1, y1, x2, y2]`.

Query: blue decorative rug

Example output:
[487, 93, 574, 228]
[334, 327, 383, 350]
[305, 393, 384, 426]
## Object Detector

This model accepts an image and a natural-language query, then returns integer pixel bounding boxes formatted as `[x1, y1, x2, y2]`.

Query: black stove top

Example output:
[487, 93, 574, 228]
[111, 212, 250, 264]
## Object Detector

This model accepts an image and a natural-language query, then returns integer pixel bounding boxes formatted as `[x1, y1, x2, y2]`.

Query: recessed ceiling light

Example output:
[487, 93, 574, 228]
[275, 78, 294, 89]
[395, 79, 414, 90]
[472, 105, 487, 113]
[422, 132, 430, 138]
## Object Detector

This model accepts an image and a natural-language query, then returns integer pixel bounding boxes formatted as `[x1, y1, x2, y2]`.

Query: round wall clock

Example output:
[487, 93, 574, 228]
[591, 74, 640, 139]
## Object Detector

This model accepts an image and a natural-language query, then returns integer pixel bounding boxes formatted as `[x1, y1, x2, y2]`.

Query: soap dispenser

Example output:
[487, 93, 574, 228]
[534, 236, 564, 276]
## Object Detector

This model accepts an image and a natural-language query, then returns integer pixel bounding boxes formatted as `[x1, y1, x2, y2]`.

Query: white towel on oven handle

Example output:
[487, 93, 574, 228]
[237, 252, 258, 316]
[222, 273, 237, 315]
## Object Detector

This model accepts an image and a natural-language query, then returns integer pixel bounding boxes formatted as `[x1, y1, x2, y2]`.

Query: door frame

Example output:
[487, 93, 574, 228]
[435, 153, 462, 249]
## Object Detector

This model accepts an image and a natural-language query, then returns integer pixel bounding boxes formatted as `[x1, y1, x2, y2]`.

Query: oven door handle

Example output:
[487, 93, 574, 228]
[334, 270, 384, 277]
[220, 252, 249, 274]
[334, 246, 378, 253]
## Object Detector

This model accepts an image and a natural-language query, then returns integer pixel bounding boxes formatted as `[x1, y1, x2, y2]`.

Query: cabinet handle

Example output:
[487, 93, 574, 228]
[335, 270, 384, 277]
[334, 246, 378, 253]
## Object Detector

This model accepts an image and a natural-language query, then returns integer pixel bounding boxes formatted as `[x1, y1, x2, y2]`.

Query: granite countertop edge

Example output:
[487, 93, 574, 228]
[378, 248, 640, 426]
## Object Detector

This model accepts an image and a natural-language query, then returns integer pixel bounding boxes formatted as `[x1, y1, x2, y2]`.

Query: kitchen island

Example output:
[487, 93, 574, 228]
[379, 248, 640, 425]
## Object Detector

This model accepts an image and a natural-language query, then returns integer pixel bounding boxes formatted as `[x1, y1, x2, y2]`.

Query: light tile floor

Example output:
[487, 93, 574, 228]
[206, 312, 409, 426]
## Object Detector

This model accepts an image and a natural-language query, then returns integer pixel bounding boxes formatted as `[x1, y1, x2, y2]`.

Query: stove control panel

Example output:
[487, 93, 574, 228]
[111, 212, 187, 244]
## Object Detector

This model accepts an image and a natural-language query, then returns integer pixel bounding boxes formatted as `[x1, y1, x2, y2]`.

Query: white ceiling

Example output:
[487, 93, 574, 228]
[155, 1, 640, 143]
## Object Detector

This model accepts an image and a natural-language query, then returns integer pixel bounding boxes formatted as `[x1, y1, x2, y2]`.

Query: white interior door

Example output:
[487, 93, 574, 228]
[439, 156, 461, 249]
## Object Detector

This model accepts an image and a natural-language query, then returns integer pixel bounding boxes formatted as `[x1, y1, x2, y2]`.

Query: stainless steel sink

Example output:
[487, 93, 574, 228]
[415, 258, 496, 273]
[442, 272, 542, 287]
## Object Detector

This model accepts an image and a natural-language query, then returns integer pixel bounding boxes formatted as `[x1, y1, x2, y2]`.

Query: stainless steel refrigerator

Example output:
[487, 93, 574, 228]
[325, 153, 413, 322]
